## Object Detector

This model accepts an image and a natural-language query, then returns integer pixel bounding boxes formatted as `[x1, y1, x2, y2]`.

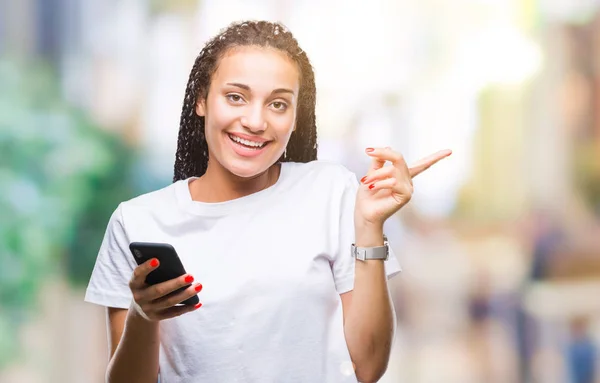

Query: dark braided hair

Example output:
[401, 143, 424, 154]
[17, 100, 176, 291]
[173, 20, 318, 182]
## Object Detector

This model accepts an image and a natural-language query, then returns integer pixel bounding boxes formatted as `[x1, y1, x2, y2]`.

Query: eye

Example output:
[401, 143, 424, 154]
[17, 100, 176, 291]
[271, 101, 288, 111]
[226, 94, 244, 103]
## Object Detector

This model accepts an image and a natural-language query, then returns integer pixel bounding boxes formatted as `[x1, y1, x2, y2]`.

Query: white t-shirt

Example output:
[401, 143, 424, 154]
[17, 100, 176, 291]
[85, 160, 401, 383]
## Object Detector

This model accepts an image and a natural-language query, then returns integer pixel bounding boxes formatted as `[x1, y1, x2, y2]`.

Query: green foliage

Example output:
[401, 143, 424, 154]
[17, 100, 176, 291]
[0, 58, 137, 367]
[574, 142, 600, 216]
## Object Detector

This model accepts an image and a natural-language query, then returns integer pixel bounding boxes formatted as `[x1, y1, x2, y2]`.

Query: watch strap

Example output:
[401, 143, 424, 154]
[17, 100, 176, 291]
[351, 238, 389, 261]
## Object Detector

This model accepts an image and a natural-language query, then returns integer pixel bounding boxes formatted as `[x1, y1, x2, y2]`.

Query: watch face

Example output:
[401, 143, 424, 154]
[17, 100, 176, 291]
[351, 242, 390, 260]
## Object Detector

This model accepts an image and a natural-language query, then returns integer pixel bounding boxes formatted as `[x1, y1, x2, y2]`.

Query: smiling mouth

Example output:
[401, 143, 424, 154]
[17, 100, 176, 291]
[228, 134, 270, 149]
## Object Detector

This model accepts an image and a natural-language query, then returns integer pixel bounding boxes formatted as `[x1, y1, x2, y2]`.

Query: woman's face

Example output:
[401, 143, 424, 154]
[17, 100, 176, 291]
[196, 46, 300, 178]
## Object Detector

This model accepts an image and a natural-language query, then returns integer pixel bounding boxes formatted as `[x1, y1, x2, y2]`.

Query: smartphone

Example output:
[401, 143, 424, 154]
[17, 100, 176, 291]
[129, 242, 199, 306]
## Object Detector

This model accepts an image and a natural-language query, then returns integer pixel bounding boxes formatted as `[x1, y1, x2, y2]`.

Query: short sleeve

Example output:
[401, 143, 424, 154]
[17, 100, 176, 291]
[84, 203, 136, 309]
[332, 173, 402, 294]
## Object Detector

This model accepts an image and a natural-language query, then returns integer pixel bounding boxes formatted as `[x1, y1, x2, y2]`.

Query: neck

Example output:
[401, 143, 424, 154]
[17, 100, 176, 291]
[189, 161, 280, 203]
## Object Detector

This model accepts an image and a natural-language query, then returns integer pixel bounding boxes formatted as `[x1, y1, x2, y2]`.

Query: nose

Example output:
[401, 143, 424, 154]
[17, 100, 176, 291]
[240, 105, 267, 133]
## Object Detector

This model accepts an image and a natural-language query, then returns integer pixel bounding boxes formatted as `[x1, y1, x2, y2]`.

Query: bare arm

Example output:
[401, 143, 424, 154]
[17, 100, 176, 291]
[343, 147, 451, 381]
[105, 258, 203, 383]
[341, 224, 395, 383]
[106, 307, 161, 383]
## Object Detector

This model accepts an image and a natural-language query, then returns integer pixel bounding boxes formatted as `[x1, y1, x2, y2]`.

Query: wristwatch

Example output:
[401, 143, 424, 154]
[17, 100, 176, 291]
[351, 234, 389, 261]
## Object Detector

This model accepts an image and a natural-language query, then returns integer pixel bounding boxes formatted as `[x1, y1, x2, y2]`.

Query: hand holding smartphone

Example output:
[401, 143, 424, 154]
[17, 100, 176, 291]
[127, 242, 202, 321]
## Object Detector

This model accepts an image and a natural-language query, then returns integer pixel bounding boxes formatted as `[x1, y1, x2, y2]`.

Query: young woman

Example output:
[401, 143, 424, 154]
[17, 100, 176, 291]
[85, 20, 451, 383]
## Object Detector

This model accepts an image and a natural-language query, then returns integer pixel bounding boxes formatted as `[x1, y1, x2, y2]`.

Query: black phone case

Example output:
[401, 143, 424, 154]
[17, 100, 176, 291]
[129, 242, 199, 306]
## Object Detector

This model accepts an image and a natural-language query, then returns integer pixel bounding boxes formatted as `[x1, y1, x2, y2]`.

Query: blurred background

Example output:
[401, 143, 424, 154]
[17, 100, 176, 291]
[1, 0, 600, 382]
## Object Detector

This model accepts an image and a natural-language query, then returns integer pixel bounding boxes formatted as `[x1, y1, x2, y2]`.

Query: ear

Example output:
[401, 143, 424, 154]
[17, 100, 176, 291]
[196, 98, 206, 117]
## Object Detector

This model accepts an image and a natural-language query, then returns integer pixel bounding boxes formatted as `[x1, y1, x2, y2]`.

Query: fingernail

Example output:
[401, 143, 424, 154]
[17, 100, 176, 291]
[360, 176, 367, 183]
[369, 184, 375, 190]
[195, 283, 203, 292]
[184, 275, 194, 284]
[365, 148, 374, 153]
[195, 303, 203, 309]
[150, 259, 159, 268]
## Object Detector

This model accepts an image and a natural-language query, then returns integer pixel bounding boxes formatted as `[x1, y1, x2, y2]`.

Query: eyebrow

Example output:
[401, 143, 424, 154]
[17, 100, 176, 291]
[226, 82, 295, 96]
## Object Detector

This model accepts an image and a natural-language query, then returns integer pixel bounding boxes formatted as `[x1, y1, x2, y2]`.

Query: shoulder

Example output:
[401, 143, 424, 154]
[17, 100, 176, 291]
[280, 161, 359, 201]
[117, 180, 182, 219]
[284, 160, 357, 184]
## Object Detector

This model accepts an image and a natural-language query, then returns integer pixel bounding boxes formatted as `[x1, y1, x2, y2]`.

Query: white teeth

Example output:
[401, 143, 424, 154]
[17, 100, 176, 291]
[229, 134, 266, 148]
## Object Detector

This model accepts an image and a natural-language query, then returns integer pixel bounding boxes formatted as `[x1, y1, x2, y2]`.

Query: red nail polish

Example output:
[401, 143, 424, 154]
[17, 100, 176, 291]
[195, 284, 203, 292]
[369, 184, 375, 190]
[366, 148, 374, 153]
[195, 303, 203, 309]
[184, 275, 194, 284]
[360, 176, 367, 183]
[150, 259, 159, 268]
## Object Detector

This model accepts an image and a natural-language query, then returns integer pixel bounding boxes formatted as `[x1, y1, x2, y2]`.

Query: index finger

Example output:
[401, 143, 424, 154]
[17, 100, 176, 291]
[129, 258, 159, 289]
[409, 149, 452, 178]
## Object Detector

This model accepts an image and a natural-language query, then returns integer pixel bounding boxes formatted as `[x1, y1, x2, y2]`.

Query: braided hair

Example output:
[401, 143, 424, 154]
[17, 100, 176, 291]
[173, 20, 318, 182]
